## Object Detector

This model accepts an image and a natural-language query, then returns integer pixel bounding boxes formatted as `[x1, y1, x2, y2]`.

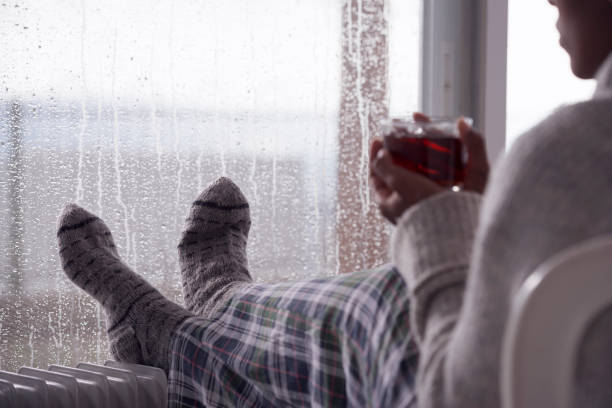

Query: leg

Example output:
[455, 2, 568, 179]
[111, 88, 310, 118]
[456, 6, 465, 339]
[178, 177, 252, 316]
[57, 204, 193, 372]
[167, 265, 419, 408]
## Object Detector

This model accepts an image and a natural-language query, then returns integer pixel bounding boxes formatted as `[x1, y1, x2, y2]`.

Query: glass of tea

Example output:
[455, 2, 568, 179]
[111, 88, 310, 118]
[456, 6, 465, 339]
[381, 117, 471, 189]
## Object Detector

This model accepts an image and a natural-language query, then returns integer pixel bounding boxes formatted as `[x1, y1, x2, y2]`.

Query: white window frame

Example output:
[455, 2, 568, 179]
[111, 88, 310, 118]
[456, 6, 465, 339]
[421, 0, 508, 164]
[480, 0, 508, 164]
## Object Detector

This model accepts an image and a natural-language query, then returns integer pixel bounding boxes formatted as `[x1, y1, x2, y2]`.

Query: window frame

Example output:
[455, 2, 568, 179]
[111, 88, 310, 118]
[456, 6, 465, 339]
[421, 0, 508, 164]
[479, 0, 508, 164]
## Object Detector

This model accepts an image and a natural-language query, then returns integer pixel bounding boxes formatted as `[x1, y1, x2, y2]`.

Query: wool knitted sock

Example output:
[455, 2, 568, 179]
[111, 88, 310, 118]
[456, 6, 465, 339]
[178, 177, 252, 316]
[57, 204, 193, 372]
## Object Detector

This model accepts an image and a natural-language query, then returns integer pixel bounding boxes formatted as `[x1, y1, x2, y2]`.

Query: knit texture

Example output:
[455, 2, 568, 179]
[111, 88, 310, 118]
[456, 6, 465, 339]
[391, 51, 612, 408]
[392, 190, 481, 345]
[57, 204, 193, 372]
[178, 177, 252, 317]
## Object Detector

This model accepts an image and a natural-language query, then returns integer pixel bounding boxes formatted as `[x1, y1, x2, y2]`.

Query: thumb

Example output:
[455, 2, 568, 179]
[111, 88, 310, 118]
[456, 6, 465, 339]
[458, 118, 488, 167]
[458, 118, 490, 193]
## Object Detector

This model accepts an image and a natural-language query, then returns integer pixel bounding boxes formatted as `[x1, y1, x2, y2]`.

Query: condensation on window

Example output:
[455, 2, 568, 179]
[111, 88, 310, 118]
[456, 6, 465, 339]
[0, 0, 420, 371]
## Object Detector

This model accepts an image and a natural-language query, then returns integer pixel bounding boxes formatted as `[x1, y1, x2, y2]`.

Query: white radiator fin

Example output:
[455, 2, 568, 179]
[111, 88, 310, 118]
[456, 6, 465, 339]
[0, 361, 167, 408]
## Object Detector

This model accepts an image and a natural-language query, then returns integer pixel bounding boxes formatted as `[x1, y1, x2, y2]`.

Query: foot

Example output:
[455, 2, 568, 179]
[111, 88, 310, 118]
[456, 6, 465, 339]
[57, 204, 192, 372]
[178, 177, 252, 316]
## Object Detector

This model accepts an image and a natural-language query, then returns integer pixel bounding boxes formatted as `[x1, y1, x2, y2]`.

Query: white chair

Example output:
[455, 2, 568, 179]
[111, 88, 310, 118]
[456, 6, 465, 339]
[501, 235, 612, 408]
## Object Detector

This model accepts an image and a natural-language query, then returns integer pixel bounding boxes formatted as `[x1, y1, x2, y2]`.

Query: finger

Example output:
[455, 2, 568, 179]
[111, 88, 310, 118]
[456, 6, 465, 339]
[370, 172, 393, 199]
[374, 187, 394, 205]
[375, 191, 404, 224]
[370, 139, 384, 163]
[371, 149, 412, 192]
[378, 201, 399, 224]
[369, 139, 384, 178]
[412, 112, 431, 123]
[458, 118, 490, 193]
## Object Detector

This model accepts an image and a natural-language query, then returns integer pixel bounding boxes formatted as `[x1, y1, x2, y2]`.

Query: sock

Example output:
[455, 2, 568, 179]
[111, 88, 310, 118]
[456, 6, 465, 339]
[178, 177, 252, 316]
[57, 204, 193, 372]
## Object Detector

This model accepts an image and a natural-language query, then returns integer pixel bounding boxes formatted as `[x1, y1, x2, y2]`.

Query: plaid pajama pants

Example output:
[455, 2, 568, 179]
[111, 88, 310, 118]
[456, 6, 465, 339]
[167, 265, 419, 407]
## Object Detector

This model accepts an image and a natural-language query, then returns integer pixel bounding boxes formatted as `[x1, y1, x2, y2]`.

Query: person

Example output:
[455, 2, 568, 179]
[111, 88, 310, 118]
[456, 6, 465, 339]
[57, 177, 421, 407]
[56, 0, 612, 406]
[369, 0, 612, 406]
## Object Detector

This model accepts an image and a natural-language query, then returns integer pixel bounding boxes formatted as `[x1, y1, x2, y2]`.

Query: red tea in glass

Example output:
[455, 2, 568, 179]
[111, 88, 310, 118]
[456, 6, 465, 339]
[382, 117, 468, 188]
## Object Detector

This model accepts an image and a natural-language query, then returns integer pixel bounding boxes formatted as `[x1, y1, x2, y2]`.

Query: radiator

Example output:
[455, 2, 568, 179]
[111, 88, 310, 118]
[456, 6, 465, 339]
[0, 361, 167, 408]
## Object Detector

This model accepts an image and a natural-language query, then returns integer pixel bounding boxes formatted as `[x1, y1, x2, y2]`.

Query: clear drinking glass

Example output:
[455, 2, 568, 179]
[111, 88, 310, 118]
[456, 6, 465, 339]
[381, 116, 472, 188]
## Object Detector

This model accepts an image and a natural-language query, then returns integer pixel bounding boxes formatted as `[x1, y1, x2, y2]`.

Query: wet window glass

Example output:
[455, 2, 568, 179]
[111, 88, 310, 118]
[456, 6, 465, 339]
[0, 0, 420, 370]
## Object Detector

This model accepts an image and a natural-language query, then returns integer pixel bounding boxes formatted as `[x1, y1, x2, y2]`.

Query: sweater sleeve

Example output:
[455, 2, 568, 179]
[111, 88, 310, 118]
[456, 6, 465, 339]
[391, 191, 481, 345]
[391, 190, 484, 408]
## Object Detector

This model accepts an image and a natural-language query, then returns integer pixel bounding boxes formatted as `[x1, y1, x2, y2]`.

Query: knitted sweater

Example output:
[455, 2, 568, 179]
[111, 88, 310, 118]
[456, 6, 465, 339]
[391, 51, 612, 408]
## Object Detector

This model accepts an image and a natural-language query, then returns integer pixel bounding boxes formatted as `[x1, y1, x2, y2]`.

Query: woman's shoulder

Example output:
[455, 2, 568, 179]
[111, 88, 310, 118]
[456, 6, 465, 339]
[485, 98, 612, 207]
[505, 98, 612, 171]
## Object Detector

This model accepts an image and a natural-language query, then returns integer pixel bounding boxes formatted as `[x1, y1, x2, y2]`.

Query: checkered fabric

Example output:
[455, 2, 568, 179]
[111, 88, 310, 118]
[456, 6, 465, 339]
[167, 265, 419, 407]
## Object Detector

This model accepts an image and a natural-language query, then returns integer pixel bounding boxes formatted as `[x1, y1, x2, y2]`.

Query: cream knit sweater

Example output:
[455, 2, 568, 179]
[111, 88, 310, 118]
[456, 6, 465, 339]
[392, 51, 612, 408]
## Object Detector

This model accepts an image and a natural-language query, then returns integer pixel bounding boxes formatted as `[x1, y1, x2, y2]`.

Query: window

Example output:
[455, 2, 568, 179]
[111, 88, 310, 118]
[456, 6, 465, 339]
[507, 0, 595, 148]
[1, 0, 421, 370]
